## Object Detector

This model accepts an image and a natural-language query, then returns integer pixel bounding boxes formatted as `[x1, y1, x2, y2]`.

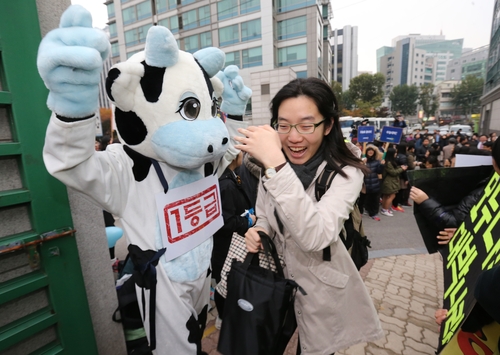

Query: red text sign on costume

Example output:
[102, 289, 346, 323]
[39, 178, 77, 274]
[156, 175, 223, 261]
[165, 184, 220, 242]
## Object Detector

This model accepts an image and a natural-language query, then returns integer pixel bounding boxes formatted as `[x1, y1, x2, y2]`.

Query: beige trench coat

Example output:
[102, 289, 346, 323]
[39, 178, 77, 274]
[255, 159, 383, 355]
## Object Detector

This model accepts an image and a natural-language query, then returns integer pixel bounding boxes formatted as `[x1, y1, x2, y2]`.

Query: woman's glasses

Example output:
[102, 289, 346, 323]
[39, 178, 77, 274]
[273, 120, 325, 134]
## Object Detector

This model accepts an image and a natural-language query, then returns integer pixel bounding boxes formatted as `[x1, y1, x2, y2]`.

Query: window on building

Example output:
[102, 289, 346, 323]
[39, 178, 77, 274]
[323, 25, 328, 40]
[138, 24, 152, 44]
[182, 9, 198, 30]
[107, 2, 115, 17]
[219, 24, 240, 46]
[261, 84, 270, 95]
[425, 75, 432, 81]
[322, 4, 328, 19]
[125, 28, 139, 46]
[184, 32, 212, 53]
[109, 22, 117, 38]
[111, 41, 120, 57]
[125, 23, 152, 47]
[276, 0, 316, 13]
[277, 16, 306, 40]
[180, 0, 195, 5]
[278, 44, 307, 67]
[156, 0, 168, 13]
[225, 51, 241, 67]
[296, 70, 307, 78]
[170, 15, 179, 32]
[122, 6, 136, 25]
[242, 46, 262, 68]
[199, 6, 211, 26]
[241, 0, 260, 14]
[415, 75, 417, 78]
[136, 1, 152, 21]
[218, 0, 238, 20]
[241, 19, 261, 42]
[451, 69, 455, 73]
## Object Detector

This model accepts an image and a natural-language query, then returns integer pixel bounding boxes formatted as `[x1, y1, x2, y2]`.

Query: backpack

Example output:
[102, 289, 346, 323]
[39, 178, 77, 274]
[315, 165, 371, 270]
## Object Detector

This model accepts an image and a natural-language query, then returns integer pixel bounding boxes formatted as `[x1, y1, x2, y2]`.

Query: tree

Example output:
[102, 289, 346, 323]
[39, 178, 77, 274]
[331, 81, 344, 112]
[349, 73, 385, 106]
[451, 75, 484, 117]
[389, 84, 419, 116]
[418, 83, 439, 120]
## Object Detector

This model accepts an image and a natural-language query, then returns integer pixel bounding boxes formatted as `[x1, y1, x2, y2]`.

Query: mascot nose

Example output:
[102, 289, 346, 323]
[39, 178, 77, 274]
[208, 145, 213, 153]
[222, 138, 228, 145]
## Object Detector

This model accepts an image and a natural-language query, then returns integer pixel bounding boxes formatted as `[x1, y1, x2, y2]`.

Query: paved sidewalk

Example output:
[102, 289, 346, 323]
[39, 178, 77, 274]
[202, 252, 444, 355]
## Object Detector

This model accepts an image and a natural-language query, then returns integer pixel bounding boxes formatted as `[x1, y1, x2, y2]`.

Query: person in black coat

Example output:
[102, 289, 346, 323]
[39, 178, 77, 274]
[362, 145, 384, 220]
[211, 152, 255, 321]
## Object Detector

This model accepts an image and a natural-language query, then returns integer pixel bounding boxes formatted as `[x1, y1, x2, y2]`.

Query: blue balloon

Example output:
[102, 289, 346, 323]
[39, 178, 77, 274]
[106, 226, 123, 248]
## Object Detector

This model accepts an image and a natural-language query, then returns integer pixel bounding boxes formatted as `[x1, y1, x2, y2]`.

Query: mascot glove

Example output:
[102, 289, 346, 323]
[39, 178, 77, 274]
[216, 65, 252, 116]
[37, 5, 110, 119]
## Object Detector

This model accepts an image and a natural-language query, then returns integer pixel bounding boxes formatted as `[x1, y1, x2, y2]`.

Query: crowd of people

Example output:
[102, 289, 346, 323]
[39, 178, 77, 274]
[349, 118, 497, 221]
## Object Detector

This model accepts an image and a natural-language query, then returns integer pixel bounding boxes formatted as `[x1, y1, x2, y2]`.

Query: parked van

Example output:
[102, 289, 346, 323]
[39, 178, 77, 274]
[450, 124, 473, 137]
[339, 117, 395, 140]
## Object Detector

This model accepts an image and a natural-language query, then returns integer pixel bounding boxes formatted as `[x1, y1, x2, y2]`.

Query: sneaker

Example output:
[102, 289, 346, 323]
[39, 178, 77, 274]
[391, 206, 405, 212]
[371, 215, 381, 221]
[380, 209, 393, 217]
[215, 316, 222, 330]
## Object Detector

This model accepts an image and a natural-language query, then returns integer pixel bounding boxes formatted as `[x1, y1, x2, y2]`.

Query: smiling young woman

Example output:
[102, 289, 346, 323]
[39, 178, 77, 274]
[233, 77, 382, 354]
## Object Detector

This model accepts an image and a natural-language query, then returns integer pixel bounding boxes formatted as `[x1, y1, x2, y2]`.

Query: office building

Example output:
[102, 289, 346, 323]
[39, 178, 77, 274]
[104, 0, 333, 124]
[446, 46, 489, 81]
[379, 37, 435, 97]
[480, 0, 500, 134]
[331, 25, 358, 91]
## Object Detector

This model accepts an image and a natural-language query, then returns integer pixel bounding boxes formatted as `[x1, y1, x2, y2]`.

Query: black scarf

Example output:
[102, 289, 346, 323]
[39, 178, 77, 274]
[287, 142, 325, 190]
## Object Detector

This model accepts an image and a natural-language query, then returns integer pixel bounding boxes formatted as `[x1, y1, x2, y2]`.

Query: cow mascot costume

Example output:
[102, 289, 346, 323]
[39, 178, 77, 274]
[37, 5, 251, 354]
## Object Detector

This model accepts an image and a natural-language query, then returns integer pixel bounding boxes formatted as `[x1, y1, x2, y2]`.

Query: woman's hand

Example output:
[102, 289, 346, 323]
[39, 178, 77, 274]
[234, 125, 286, 168]
[437, 228, 457, 245]
[245, 227, 266, 253]
[435, 308, 448, 326]
[409, 186, 429, 204]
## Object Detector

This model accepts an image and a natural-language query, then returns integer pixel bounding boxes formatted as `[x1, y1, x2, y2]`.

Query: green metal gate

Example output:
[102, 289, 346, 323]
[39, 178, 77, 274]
[0, 1, 98, 354]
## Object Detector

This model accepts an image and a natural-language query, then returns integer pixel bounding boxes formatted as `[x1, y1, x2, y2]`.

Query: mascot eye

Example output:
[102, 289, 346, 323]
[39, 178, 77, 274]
[177, 98, 201, 121]
[211, 98, 218, 117]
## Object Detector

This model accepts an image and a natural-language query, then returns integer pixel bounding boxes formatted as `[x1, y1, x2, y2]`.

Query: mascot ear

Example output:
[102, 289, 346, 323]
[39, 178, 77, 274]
[193, 47, 225, 78]
[106, 26, 180, 111]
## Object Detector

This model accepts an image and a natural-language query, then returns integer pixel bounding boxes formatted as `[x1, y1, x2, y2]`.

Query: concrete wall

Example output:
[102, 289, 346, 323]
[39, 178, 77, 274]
[35, 1, 126, 354]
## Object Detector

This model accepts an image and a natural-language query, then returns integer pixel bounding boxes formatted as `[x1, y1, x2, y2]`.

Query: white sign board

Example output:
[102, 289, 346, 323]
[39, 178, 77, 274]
[156, 175, 223, 261]
[455, 154, 493, 168]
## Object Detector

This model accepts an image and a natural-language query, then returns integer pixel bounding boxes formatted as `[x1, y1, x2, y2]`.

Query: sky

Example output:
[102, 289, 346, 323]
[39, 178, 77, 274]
[72, 0, 495, 73]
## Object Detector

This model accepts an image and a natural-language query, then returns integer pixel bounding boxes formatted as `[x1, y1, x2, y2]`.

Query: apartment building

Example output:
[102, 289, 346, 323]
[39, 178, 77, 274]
[480, 0, 500, 134]
[103, 0, 333, 124]
[331, 25, 358, 91]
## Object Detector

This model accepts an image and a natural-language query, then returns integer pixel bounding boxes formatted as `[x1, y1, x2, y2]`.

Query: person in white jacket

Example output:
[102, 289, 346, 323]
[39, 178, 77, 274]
[234, 78, 384, 355]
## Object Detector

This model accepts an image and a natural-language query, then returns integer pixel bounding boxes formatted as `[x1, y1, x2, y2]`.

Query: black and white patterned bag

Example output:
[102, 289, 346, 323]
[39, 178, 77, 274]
[215, 232, 285, 298]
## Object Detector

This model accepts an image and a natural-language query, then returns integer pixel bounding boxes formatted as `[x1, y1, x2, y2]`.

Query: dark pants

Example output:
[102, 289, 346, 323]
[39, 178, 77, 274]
[358, 192, 366, 214]
[364, 191, 380, 217]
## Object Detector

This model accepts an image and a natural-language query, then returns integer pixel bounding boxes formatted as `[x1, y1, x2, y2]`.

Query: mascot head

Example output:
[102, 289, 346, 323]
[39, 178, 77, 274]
[105, 26, 228, 169]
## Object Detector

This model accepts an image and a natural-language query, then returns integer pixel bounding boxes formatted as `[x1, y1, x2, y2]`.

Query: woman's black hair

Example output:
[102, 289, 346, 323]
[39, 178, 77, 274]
[365, 146, 377, 162]
[426, 155, 441, 168]
[270, 78, 368, 177]
[385, 147, 397, 168]
[396, 142, 407, 155]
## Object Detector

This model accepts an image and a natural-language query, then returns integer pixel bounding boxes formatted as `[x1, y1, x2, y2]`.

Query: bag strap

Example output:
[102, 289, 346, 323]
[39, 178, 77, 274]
[242, 232, 284, 278]
[315, 164, 347, 262]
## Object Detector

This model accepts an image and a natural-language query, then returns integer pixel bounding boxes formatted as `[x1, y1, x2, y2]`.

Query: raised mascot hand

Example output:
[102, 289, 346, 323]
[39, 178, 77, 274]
[216, 65, 252, 116]
[37, 5, 110, 119]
